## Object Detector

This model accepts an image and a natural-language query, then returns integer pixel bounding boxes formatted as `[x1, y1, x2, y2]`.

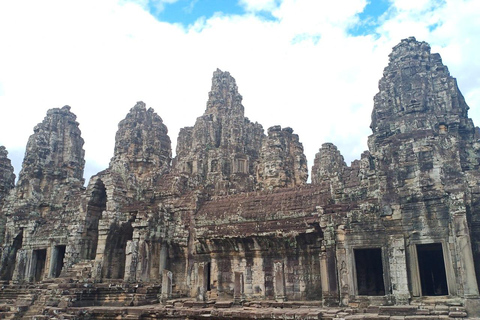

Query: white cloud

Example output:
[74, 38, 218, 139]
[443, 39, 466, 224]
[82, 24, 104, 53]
[126, 0, 180, 13]
[0, 0, 478, 183]
[239, 0, 279, 12]
[392, 0, 433, 11]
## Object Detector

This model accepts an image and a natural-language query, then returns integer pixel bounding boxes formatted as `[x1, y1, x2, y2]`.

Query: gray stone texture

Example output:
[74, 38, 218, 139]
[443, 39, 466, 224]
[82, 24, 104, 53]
[0, 146, 15, 244]
[0, 38, 479, 318]
[0, 146, 15, 205]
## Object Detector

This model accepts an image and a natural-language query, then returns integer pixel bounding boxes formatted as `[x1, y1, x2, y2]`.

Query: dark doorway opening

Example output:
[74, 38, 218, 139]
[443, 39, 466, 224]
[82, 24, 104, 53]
[206, 262, 211, 291]
[52, 245, 66, 278]
[102, 222, 134, 279]
[354, 248, 385, 296]
[417, 243, 448, 296]
[86, 179, 107, 260]
[1, 231, 23, 280]
[33, 249, 47, 282]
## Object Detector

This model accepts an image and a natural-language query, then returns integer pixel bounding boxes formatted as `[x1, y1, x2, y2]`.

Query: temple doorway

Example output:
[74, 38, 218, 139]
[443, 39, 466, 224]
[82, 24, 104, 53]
[1, 230, 23, 280]
[33, 249, 47, 282]
[86, 179, 107, 260]
[417, 243, 448, 296]
[354, 248, 385, 296]
[51, 245, 66, 278]
[102, 222, 133, 279]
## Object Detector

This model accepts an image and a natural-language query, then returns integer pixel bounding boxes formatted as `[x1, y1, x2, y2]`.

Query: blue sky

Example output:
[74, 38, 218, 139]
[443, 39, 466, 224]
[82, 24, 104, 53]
[151, 0, 390, 34]
[0, 0, 479, 182]
[151, 0, 246, 25]
[350, 0, 391, 35]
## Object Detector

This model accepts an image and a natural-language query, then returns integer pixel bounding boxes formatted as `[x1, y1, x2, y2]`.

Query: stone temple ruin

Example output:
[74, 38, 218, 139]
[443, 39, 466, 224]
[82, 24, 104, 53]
[0, 37, 480, 319]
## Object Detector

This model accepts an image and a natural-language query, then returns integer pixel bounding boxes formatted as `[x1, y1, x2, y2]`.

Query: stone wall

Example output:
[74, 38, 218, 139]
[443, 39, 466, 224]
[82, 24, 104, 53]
[0, 37, 479, 315]
[0, 106, 85, 282]
[0, 146, 15, 245]
[0, 146, 15, 205]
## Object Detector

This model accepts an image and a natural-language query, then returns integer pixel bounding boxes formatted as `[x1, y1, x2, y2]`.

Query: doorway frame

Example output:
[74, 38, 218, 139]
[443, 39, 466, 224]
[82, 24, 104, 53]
[349, 246, 389, 297]
[408, 240, 456, 297]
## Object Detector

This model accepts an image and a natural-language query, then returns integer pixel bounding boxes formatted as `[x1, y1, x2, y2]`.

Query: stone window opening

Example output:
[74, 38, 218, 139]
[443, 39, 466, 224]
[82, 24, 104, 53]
[210, 160, 218, 173]
[438, 123, 448, 134]
[416, 243, 448, 296]
[50, 245, 66, 278]
[354, 248, 385, 296]
[187, 161, 193, 174]
[235, 158, 247, 174]
[33, 249, 47, 282]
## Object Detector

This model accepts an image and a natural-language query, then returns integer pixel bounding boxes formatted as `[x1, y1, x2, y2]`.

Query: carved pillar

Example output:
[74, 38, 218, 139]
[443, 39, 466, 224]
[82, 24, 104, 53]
[92, 217, 110, 280]
[320, 214, 339, 306]
[124, 240, 138, 282]
[12, 249, 27, 283]
[335, 225, 349, 306]
[387, 235, 410, 304]
[273, 261, 286, 302]
[195, 262, 208, 301]
[65, 221, 82, 268]
[48, 245, 60, 278]
[136, 240, 151, 281]
[159, 242, 167, 277]
[234, 271, 244, 303]
[453, 212, 480, 297]
[161, 269, 173, 302]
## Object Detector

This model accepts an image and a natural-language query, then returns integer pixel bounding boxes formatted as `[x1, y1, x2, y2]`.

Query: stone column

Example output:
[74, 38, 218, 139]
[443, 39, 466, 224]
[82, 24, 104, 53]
[92, 218, 110, 280]
[320, 216, 340, 306]
[273, 261, 286, 302]
[335, 225, 349, 306]
[196, 262, 207, 301]
[407, 244, 421, 297]
[388, 235, 410, 304]
[161, 269, 173, 302]
[159, 242, 167, 277]
[453, 213, 480, 297]
[124, 240, 138, 282]
[234, 271, 244, 303]
[136, 240, 152, 282]
[48, 245, 59, 278]
[12, 249, 27, 283]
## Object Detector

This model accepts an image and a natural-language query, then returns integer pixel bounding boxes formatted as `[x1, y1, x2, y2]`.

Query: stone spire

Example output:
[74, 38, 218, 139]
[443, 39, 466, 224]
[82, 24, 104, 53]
[0, 146, 15, 205]
[368, 37, 479, 212]
[205, 68, 245, 121]
[15, 105, 85, 201]
[256, 126, 308, 190]
[311, 143, 346, 185]
[174, 69, 264, 195]
[369, 37, 477, 169]
[110, 101, 172, 177]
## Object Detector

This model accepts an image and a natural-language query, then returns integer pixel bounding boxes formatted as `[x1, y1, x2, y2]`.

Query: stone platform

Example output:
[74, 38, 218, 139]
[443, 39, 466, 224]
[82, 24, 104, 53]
[0, 284, 475, 320]
[40, 300, 475, 320]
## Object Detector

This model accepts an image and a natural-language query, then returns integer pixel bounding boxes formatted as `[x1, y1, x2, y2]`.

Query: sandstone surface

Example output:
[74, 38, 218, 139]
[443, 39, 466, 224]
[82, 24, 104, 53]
[0, 146, 14, 206]
[0, 37, 479, 319]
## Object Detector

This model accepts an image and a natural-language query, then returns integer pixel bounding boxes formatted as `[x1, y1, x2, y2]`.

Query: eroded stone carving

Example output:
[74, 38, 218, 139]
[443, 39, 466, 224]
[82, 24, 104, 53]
[0, 106, 85, 283]
[0, 37, 479, 318]
[174, 69, 265, 195]
[0, 146, 15, 244]
[0, 146, 15, 205]
[256, 126, 308, 190]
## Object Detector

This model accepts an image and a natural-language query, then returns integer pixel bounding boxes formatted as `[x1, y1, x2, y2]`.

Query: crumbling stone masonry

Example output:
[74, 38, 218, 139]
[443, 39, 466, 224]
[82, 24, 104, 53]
[0, 37, 479, 318]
